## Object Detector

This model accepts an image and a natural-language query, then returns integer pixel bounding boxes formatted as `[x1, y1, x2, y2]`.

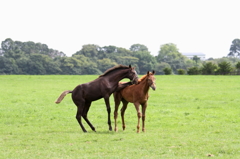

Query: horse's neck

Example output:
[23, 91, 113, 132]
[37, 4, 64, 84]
[107, 69, 128, 83]
[139, 78, 150, 94]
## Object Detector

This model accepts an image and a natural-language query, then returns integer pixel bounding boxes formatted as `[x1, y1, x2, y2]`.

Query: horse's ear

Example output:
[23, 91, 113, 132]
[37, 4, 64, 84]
[147, 71, 150, 75]
[152, 70, 155, 74]
[129, 64, 132, 68]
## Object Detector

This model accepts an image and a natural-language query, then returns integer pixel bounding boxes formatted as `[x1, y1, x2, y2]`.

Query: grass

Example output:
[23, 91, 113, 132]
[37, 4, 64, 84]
[1, 75, 240, 158]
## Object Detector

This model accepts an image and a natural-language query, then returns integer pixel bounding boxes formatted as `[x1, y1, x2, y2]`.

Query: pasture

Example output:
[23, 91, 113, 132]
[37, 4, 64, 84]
[1, 75, 240, 158]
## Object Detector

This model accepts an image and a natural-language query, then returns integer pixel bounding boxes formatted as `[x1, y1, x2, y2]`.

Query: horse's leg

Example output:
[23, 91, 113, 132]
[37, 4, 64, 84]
[82, 101, 96, 132]
[120, 99, 128, 131]
[76, 104, 87, 133]
[104, 97, 112, 131]
[113, 92, 121, 132]
[134, 103, 141, 133]
[141, 102, 147, 132]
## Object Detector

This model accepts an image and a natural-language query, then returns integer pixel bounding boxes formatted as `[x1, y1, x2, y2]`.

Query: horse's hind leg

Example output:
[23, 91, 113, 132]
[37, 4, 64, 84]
[120, 99, 128, 131]
[76, 105, 87, 133]
[82, 101, 96, 132]
[113, 92, 121, 132]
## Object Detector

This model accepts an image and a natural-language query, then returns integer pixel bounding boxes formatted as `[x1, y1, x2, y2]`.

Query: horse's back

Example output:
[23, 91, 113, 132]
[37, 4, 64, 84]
[71, 82, 103, 102]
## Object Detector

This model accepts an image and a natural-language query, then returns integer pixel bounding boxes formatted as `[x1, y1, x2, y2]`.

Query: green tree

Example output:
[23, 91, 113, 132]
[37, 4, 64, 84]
[133, 51, 157, 74]
[154, 62, 171, 75]
[73, 54, 101, 74]
[187, 66, 202, 75]
[0, 56, 18, 74]
[116, 47, 132, 56]
[112, 56, 139, 67]
[15, 57, 31, 74]
[75, 44, 100, 58]
[236, 61, 240, 71]
[157, 43, 179, 62]
[97, 58, 118, 73]
[102, 45, 117, 53]
[130, 44, 148, 52]
[177, 69, 186, 75]
[98, 46, 133, 60]
[228, 39, 240, 57]
[27, 54, 51, 74]
[58, 57, 82, 75]
[1, 38, 66, 74]
[216, 61, 232, 75]
[157, 43, 193, 73]
[163, 67, 172, 75]
[201, 62, 217, 75]
[1, 38, 14, 52]
[193, 56, 200, 64]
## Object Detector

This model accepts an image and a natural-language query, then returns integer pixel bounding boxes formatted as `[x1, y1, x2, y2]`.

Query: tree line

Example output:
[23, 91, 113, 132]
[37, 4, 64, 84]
[1, 38, 240, 75]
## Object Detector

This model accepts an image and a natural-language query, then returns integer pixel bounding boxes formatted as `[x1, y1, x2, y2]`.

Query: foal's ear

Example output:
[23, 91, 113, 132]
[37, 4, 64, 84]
[152, 70, 155, 74]
[147, 71, 150, 75]
[129, 64, 132, 68]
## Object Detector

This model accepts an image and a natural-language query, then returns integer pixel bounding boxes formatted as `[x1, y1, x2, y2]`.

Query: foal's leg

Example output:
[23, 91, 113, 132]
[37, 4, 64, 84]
[120, 99, 128, 130]
[134, 103, 141, 133]
[104, 97, 112, 131]
[113, 93, 121, 132]
[76, 104, 87, 133]
[82, 101, 96, 132]
[141, 102, 147, 132]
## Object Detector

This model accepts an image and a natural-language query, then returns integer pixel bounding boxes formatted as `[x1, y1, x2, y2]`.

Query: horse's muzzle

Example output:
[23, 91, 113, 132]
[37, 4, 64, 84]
[131, 76, 139, 84]
[151, 85, 156, 90]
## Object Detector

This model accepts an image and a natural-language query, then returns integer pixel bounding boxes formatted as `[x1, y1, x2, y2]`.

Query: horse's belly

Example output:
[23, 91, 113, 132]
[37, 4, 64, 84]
[85, 94, 103, 101]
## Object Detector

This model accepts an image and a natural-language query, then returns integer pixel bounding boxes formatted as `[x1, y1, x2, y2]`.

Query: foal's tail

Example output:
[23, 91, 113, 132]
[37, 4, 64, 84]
[55, 90, 72, 104]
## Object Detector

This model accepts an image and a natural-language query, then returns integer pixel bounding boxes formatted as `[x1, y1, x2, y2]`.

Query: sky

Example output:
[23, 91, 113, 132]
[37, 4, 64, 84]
[1, 0, 240, 59]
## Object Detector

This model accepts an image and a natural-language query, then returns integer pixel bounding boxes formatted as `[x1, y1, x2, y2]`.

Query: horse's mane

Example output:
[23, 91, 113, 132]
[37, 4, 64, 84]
[138, 72, 153, 83]
[99, 65, 129, 77]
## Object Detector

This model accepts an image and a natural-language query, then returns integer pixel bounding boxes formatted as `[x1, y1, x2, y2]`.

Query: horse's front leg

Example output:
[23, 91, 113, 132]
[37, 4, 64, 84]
[104, 97, 112, 131]
[141, 102, 147, 132]
[134, 103, 141, 133]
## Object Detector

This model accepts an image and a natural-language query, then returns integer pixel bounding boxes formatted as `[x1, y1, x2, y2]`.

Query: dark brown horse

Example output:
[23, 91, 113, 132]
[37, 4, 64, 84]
[113, 71, 156, 133]
[55, 65, 138, 132]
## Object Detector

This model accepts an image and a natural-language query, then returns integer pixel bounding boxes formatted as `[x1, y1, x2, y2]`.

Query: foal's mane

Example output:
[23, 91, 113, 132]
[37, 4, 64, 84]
[99, 65, 130, 77]
[138, 72, 153, 83]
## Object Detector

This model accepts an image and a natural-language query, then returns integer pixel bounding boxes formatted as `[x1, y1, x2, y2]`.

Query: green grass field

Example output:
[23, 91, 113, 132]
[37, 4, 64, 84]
[1, 75, 240, 158]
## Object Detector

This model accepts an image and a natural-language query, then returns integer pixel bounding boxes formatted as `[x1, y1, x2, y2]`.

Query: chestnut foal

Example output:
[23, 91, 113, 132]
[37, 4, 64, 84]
[113, 71, 156, 133]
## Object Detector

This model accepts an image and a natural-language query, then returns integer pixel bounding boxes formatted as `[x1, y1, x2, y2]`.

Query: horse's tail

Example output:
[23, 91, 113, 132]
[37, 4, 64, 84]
[55, 90, 72, 104]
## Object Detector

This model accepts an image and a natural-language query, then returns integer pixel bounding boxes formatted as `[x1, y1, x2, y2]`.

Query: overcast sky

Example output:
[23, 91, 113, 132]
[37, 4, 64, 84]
[1, 0, 240, 58]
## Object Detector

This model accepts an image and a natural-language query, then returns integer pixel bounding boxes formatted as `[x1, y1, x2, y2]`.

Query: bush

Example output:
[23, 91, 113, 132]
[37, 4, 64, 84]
[201, 62, 217, 75]
[163, 67, 172, 75]
[187, 66, 202, 75]
[216, 61, 232, 75]
[177, 69, 185, 75]
[236, 61, 240, 70]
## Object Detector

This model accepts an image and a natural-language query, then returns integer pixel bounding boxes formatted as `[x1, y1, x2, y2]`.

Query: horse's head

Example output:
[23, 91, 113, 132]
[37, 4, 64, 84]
[128, 65, 139, 84]
[147, 70, 156, 90]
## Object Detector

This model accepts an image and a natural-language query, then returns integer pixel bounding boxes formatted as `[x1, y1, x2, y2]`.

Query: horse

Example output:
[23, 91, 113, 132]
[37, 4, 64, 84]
[55, 65, 138, 133]
[113, 70, 156, 133]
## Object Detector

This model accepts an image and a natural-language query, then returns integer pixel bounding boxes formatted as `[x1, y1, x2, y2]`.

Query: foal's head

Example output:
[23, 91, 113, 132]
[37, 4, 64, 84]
[147, 70, 156, 90]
